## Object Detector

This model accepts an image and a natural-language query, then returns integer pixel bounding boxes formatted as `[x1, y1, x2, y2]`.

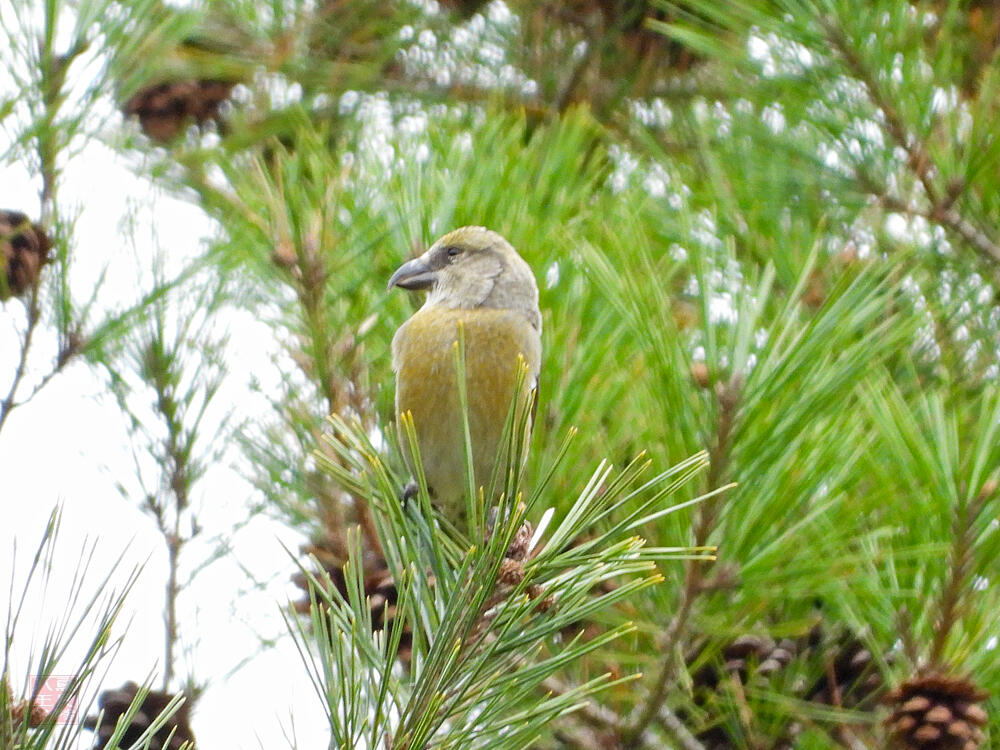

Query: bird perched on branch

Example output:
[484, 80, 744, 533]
[389, 226, 541, 533]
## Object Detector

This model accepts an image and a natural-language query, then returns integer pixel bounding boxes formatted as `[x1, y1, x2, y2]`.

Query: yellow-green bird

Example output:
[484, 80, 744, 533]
[389, 226, 541, 532]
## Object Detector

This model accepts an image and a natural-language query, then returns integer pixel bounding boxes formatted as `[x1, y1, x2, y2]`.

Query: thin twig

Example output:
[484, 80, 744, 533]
[657, 704, 708, 750]
[832, 725, 877, 750]
[875, 179, 1000, 273]
[159, 382, 188, 691]
[163, 528, 181, 691]
[821, 20, 940, 204]
[623, 575, 697, 746]
[0, 289, 41, 435]
[934, 208, 1000, 265]
[541, 674, 685, 749]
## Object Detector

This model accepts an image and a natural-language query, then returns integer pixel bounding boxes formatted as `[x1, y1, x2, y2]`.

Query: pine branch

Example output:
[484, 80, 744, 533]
[928, 488, 988, 668]
[0, 0, 124, 436]
[0, 11, 61, 437]
[542, 675, 708, 750]
[822, 15, 1000, 270]
[298, 413, 707, 749]
[101, 274, 229, 694]
[624, 377, 740, 748]
[291, 227, 382, 559]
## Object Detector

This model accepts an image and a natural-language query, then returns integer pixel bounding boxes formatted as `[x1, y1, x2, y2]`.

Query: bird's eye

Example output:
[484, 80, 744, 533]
[446, 246, 463, 260]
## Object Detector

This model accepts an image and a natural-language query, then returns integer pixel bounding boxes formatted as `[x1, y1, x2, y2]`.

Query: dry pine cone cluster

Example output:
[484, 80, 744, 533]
[690, 625, 887, 749]
[692, 628, 882, 705]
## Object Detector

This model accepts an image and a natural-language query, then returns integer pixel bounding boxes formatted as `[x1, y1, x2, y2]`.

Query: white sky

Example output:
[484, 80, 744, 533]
[1, 96, 330, 750]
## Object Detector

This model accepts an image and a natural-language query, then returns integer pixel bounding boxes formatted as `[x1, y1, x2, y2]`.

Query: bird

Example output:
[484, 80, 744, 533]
[388, 226, 541, 534]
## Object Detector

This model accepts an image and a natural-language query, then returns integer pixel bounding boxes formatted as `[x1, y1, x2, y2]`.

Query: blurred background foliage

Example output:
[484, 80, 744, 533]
[4, 0, 1000, 747]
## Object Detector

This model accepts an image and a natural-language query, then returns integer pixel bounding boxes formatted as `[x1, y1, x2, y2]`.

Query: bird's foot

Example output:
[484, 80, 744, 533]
[401, 481, 419, 503]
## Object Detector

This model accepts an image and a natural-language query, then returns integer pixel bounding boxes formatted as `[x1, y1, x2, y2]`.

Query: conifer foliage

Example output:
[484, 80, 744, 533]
[3, 0, 1000, 748]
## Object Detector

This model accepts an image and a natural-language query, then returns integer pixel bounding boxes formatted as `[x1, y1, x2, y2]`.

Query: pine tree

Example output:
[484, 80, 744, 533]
[3, 0, 1000, 748]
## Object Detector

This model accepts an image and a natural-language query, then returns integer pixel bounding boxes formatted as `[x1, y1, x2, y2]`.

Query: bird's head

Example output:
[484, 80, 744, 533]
[388, 226, 540, 330]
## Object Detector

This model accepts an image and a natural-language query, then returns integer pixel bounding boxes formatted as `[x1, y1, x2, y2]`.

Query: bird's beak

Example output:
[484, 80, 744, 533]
[388, 255, 437, 291]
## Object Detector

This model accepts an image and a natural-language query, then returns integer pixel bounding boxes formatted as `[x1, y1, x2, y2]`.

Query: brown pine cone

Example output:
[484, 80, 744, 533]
[686, 632, 802, 749]
[691, 633, 802, 691]
[437, 0, 490, 17]
[11, 698, 48, 727]
[1, 210, 51, 300]
[688, 622, 889, 749]
[808, 634, 885, 709]
[83, 682, 194, 750]
[293, 540, 411, 662]
[884, 673, 988, 750]
[122, 79, 234, 142]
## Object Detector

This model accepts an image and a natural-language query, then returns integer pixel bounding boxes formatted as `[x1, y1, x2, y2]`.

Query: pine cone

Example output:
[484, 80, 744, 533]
[687, 633, 802, 749]
[691, 633, 801, 691]
[1, 210, 51, 300]
[5, 674, 48, 728]
[293, 540, 411, 662]
[884, 673, 988, 750]
[437, 0, 490, 17]
[122, 79, 234, 142]
[9, 696, 48, 728]
[83, 681, 195, 750]
[807, 634, 885, 709]
[558, 1, 700, 72]
[687, 622, 888, 749]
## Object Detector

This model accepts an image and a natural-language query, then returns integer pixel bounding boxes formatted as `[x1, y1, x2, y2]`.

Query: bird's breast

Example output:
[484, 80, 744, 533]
[392, 306, 541, 508]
